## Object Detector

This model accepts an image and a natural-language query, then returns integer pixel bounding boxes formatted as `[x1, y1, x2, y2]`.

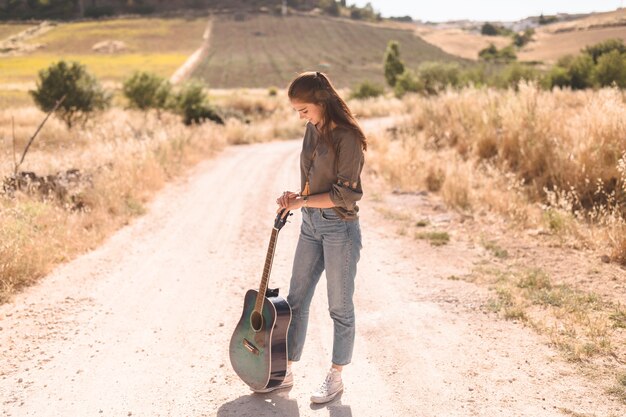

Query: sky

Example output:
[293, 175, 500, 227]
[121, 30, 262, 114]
[349, 0, 624, 22]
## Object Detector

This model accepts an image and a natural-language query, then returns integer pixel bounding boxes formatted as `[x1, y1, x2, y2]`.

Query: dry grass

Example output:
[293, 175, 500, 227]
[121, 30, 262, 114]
[518, 26, 626, 64]
[25, 17, 208, 55]
[369, 85, 626, 257]
[0, 109, 227, 302]
[0, 23, 35, 41]
[414, 26, 511, 61]
[474, 265, 619, 363]
[368, 86, 626, 395]
[0, 90, 306, 303]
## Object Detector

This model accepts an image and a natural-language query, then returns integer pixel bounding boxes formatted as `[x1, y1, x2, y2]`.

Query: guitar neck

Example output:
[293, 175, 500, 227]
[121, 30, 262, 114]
[254, 228, 279, 313]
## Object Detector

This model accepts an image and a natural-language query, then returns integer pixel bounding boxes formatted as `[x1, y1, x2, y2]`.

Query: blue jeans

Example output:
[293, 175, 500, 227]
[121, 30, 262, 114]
[286, 207, 362, 366]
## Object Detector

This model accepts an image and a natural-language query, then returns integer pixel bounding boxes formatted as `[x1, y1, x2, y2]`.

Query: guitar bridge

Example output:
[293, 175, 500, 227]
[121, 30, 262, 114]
[243, 338, 260, 355]
[266, 287, 279, 297]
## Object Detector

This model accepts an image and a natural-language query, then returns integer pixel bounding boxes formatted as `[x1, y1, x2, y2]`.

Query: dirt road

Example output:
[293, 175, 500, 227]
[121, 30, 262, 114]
[1, 122, 624, 416]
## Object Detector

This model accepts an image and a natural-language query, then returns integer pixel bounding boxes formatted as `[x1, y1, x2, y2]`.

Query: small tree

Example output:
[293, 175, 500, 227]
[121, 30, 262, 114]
[481, 23, 499, 36]
[30, 60, 111, 129]
[384, 41, 405, 87]
[123, 71, 172, 115]
[174, 81, 223, 126]
[594, 49, 626, 88]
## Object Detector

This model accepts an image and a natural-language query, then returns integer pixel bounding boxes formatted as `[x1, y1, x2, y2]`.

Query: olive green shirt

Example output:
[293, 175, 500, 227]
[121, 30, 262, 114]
[300, 122, 365, 221]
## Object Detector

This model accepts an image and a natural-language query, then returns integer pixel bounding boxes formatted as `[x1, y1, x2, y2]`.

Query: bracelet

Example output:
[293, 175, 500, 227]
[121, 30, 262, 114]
[302, 195, 309, 208]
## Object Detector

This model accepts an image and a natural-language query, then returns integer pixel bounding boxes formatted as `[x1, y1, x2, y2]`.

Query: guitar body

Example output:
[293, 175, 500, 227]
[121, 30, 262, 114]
[229, 289, 292, 391]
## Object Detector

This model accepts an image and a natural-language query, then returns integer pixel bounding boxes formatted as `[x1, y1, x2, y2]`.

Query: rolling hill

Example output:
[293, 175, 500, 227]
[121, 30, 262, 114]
[519, 8, 626, 63]
[412, 8, 626, 64]
[192, 13, 464, 88]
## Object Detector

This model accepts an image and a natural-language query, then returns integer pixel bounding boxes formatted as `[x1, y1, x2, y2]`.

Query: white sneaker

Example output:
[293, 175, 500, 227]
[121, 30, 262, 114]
[310, 368, 344, 404]
[251, 370, 293, 393]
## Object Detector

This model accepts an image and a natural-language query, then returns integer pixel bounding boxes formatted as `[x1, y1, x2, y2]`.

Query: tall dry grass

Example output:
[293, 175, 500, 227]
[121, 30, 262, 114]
[0, 95, 306, 303]
[368, 85, 626, 262]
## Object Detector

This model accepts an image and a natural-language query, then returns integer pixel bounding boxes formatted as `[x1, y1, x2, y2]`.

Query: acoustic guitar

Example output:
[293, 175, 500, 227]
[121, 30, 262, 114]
[229, 210, 292, 391]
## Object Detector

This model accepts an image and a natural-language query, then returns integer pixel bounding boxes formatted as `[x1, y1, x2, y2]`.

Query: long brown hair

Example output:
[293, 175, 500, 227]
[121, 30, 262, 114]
[288, 71, 367, 151]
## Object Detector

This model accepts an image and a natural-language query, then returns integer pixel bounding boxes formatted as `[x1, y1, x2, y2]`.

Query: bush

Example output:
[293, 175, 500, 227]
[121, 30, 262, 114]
[84, 6, 115, 19]
[594, 49, 626, 88]
[513, 28, 535, 47]
[544, 66, 571, 89]
[499, 63, 540, 89]
[394, 69, 423, 98]
[539, 14, 558, 25]
[418, 62, 462, 94]
[583, 38, 626, 64]
[481, 22, 513, 37]
[319, 0, 340, 16]
[479, 44, 517, 63]
[122, 72, 172, 113]
[268, 87, 278, 96]
[350, 80, 384, 99]
[383, 41, 405, 87]
[128, 5, 156, 15]
[30, 60, 111, 129]
[173, 81, 223, 126]
[569, 54, 595, 89]
[481, 23, 499, 36]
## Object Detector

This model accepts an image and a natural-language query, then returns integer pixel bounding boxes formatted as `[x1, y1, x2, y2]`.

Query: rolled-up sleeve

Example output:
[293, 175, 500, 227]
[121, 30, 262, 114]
[329, 132, 364, 211]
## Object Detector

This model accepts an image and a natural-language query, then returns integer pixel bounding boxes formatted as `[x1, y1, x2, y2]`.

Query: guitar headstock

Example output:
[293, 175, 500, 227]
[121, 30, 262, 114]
[274, 209, 292, 230]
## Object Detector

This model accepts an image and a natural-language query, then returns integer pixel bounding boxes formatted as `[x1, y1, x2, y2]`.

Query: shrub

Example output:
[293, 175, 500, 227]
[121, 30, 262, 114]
[122, 72, 172, 113]
[583, 39, 626, 64]
[30, 60, 111, 129]
[479, 44, 517, 63]
[513, 29, 535, 47]
[268, 87, 278, 96]
[394, 69, 423, 98]
[350, 80, 384, 99]
[568, 54, 595, 89]
[539, 14, 558, 25]
[173, 81, 223, 126]
[481, 23, 499, 36]
[594, 49, 626, 88]
[545, 65, 571, 89]
[481, 22, 513, 37]
[500, 63, 540, 89]
[383, 41, 405, 87]
[319, 0, 340, 16]
[84, 6, 115, 18]
[418, 62, 461, 94]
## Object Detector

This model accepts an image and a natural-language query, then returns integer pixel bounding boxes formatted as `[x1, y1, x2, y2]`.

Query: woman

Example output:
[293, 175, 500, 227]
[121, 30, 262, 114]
[255, 71, 366, 404]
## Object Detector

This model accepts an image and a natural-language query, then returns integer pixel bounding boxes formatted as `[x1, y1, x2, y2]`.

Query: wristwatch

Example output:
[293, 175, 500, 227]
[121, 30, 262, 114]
[302, 194, 309, 208]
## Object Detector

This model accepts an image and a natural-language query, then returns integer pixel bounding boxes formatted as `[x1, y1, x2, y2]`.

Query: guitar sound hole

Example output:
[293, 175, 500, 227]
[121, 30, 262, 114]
[250, 311, 263, 332]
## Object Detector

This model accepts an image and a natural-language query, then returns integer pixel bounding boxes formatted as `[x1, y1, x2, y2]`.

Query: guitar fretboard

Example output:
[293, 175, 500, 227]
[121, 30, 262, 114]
[254, 228, 279, 314]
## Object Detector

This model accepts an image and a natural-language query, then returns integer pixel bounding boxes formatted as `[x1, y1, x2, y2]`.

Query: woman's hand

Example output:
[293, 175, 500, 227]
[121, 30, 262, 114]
[276, 191, 301, 213]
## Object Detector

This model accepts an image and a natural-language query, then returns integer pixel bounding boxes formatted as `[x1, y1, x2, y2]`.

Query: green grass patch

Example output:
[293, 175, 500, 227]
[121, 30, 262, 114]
[416, 231, 450, 246]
